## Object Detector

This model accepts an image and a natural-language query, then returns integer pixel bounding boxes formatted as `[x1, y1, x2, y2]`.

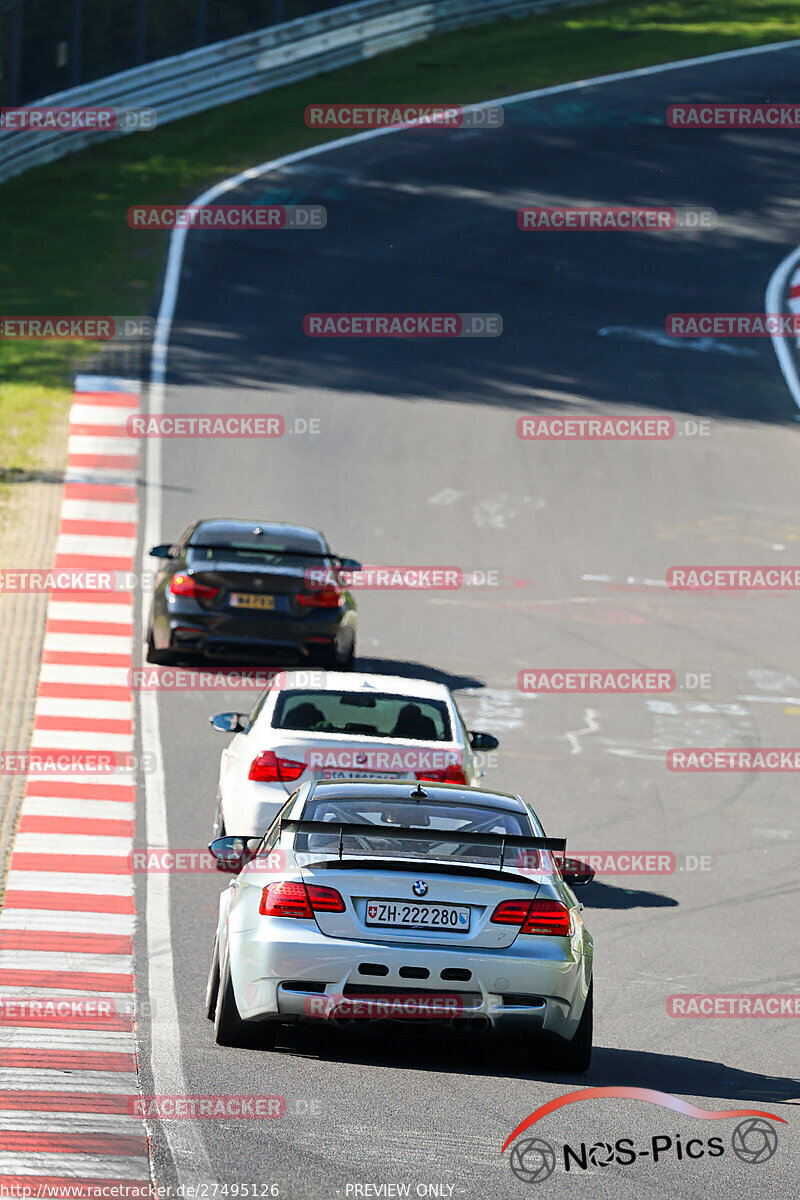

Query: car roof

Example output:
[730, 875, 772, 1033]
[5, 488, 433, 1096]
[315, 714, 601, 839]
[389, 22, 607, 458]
[190, 520, 328, 552]
[303, 778, 527, 814]
[277, 671, 454, 701]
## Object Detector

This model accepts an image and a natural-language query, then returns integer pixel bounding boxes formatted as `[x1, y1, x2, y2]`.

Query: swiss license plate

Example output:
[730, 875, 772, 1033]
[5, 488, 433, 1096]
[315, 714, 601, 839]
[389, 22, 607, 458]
[230, 593, 275, 610]
[365, 900, 470, 931]
[322, 769, 399, 780]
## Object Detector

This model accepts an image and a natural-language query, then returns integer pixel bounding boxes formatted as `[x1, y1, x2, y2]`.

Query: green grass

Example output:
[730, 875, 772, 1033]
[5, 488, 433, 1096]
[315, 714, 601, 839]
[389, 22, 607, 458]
[0, 343, 77, 487]
[0, 383, 72, 486]
[1, 0, 799, 479]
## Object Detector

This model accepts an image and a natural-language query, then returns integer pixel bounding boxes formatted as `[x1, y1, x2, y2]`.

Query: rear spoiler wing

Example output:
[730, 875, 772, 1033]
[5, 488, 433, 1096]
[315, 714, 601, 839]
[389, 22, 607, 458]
[280, 819, 566, 868]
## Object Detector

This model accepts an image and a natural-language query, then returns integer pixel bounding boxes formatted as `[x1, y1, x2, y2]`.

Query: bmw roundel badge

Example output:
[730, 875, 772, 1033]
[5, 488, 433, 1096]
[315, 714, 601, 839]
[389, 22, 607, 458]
[412, 880, 428, 897]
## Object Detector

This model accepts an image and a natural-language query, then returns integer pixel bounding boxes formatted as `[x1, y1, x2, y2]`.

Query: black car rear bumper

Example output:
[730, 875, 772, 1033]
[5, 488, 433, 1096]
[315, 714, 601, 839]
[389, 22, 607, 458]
[162, 614, 352, 663]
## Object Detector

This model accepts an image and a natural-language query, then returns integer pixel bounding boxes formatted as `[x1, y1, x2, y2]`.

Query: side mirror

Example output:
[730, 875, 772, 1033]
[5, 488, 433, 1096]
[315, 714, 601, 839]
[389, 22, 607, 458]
[559, 856, 595, 887]
[149, 543, 174, 559]
[208, 835, 262, 874]
[210, 712, 247, 734]
[336, 557, 362, 573]
[469, 731, 499, 751]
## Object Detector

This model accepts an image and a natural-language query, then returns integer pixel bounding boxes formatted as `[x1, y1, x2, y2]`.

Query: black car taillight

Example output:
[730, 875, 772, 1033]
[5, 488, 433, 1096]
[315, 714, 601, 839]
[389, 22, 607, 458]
[168, 573, 219, 601]
[297, 586, 343, 609]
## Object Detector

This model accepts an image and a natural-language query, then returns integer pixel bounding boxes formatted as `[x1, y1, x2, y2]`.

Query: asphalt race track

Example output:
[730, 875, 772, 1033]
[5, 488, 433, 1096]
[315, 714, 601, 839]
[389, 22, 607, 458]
[137, 43, 800, 1199]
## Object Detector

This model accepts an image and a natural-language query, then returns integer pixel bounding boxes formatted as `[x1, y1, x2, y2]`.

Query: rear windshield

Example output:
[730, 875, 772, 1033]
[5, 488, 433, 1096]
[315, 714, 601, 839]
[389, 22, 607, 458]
[273, 690, 452, 740]
[294, 796, 533, 863]
[187, 544, 326, 569]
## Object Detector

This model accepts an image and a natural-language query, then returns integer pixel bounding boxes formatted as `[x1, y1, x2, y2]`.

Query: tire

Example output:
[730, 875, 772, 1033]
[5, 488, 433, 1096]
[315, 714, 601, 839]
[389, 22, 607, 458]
[213, 950, 274, 1049]
[212, 800, 226, 841]
[556, 982, 593, 1073]
[317, 633, 356, 671]
[146, 630, 176, 665]
[212, 808, 230, 872]
[205, 933, 220, 1020]
[334, 635, 356, 671]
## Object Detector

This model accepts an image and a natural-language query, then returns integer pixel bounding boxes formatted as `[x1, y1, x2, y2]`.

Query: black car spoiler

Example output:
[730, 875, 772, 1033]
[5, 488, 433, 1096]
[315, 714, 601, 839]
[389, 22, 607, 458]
[280, 819, 566, 869]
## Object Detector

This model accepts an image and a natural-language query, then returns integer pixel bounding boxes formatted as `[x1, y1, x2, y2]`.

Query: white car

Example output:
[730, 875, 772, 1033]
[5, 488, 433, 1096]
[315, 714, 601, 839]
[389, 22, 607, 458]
[205, 778, 594, 1071]
[209, 671, 499, 838]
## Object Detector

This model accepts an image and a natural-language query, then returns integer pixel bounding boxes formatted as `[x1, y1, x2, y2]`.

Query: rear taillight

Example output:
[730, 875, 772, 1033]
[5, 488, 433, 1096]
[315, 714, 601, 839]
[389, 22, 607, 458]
[168, 573, 219, 601]
[306, 884, 346, 912]
[248, 751, 305, 782]
[297, 586, 343, 609]
[521, 899, 571, 936]
[490, 898, 571, 936]
[490, 899, 532, 925]
[259, 881, 311, 918]
[259, 880, 345, 917]
[415, 764, 468, 785]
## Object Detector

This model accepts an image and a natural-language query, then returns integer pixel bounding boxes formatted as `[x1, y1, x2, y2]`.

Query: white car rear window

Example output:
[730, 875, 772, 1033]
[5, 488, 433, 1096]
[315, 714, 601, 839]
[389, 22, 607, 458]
[272, 690, 453, 741]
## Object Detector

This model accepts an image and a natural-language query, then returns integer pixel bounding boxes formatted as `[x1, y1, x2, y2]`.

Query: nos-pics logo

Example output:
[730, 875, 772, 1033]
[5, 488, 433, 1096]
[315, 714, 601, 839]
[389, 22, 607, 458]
[502, 1087, 783, 1182]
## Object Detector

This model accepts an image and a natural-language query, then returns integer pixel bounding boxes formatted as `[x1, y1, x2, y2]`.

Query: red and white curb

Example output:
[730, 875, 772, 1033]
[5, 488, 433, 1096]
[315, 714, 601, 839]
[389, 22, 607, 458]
[0, 375, 149, 1196]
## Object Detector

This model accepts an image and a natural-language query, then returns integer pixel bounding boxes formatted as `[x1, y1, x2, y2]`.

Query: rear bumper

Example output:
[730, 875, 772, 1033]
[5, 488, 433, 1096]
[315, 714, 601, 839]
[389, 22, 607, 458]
[166, 617, 346, 660]
[153, 599, 355, 661]
[228, 923, 592, 1040]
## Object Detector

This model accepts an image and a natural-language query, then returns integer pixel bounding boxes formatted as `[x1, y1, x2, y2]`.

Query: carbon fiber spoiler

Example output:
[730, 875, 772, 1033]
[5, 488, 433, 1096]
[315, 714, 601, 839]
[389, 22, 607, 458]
[280, 819, 566, 868]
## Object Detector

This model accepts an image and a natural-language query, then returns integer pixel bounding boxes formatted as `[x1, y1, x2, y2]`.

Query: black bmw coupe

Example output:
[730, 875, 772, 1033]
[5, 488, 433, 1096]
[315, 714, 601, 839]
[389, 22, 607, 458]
[145, 519, 360, 667]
